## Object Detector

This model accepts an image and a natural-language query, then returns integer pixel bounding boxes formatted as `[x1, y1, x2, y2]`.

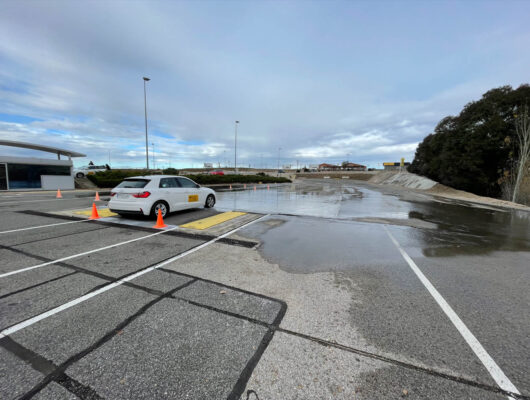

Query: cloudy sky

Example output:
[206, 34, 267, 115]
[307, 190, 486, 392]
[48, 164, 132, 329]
[1, 0, 529, 169]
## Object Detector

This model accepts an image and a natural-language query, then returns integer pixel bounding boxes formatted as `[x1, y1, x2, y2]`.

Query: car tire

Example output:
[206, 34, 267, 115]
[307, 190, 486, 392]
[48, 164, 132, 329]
[150, 201, 169, 219]
[76, 172, 84, 178]
[205, 194, 215, 208]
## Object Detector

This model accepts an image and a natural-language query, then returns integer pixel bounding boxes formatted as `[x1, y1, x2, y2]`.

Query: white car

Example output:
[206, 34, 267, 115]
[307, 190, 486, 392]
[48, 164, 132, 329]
[109, 175, 216, 218]
[74, 165, 108, 178]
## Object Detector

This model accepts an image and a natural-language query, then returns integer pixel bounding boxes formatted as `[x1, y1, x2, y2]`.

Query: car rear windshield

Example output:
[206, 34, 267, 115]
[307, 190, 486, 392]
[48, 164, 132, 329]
[116, 179, 150, 188]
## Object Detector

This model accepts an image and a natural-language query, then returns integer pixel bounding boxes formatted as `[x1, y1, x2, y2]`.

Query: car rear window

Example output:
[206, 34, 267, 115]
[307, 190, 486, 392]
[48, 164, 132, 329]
[116, 179, 150, 188]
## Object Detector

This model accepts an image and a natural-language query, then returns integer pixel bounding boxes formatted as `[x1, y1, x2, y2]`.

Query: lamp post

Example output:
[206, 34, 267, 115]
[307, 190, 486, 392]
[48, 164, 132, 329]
[277, 147, 281, 175]
[143, 77, 150, 169]
[234, 121, 239, 174]
[152, 142, 155, 170]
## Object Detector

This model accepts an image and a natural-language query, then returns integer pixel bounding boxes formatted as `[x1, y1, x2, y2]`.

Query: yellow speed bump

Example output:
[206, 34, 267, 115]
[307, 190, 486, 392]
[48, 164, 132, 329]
[73, 208, 117, 218]
[180, 211, 246, 230]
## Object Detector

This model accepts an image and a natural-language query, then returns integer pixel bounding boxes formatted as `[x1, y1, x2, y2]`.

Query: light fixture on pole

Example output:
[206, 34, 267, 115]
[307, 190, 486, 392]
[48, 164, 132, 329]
[234, 121, 239, 174]
[143, 77, 150, 169]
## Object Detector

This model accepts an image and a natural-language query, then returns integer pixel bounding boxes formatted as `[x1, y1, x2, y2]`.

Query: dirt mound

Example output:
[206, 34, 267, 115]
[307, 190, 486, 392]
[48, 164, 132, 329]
[369, 171, 530, 211]
[368, 171, 437, 190]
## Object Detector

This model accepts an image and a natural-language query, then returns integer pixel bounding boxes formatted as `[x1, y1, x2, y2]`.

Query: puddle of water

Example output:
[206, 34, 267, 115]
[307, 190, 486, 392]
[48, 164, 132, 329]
[217, 180, 530, 258]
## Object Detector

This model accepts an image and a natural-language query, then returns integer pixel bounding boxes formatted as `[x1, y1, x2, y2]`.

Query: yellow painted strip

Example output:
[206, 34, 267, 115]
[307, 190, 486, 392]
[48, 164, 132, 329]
[73, 208, 117, 217]
[180, 211, 246, 230]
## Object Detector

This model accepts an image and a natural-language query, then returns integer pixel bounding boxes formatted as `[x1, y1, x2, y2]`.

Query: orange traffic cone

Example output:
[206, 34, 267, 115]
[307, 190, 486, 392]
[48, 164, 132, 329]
[94, 191, 100, 201]
[253, 186, 256, 191]
[153, 209, 167, 229]
[244, 184, 247, 189]
[89, 203, 100, 219]
[229, 184, 232, 190]
[267, 184, 270, 190]
[56, 189, 62, 199]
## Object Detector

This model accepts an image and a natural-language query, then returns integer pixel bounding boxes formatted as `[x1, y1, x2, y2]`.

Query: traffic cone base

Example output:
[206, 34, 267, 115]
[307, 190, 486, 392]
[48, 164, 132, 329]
[56, 189, 62, 199]
[153, 209, 167, 229]
[89, 203, 100, 219]
[94, 191, 100, 201]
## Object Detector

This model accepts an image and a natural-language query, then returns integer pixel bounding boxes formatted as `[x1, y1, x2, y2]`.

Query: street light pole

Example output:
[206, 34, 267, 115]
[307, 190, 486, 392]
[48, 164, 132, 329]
[143, 77, 150, 169]
[277, 147, 281, 174]
[152, 142, 155, 170]
[234, 121, 239, 174]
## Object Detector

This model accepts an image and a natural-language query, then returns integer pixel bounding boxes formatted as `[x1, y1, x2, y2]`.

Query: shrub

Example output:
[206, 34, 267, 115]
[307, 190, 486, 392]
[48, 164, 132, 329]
[87, 170, 290, 188]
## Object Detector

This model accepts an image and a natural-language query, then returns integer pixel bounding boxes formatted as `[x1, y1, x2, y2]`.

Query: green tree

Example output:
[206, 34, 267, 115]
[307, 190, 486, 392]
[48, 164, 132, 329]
[409, 84, 530, 198]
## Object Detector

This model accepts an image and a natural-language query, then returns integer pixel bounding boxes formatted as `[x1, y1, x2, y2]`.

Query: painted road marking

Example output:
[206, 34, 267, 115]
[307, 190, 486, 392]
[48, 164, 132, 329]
[0, 214, 269, 339]
[0, 219, 88, 235]
[73, 208, 117, 218]
[0, 199, 77, 205]
[0, 225, 180, 279]
[180, 211, 247, 230]
[384, 226, 520, 399]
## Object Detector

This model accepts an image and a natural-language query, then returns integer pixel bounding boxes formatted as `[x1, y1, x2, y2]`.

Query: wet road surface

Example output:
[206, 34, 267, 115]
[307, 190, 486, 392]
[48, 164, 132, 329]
[217, 179, 530, 397]
[0, 181, 528, 399]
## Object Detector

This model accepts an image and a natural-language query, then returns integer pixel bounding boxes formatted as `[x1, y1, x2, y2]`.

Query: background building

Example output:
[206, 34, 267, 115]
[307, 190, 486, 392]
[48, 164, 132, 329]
[0, 140, 85, 190]
[383, 161, 410, 171]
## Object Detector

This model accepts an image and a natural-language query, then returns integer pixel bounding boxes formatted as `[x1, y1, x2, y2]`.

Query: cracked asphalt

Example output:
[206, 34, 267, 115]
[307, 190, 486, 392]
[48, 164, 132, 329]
[0, 181, 528, 399]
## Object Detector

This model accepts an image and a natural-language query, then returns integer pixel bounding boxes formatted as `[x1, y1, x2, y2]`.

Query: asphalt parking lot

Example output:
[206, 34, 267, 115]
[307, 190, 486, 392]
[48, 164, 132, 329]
[0, 181, 528, 399]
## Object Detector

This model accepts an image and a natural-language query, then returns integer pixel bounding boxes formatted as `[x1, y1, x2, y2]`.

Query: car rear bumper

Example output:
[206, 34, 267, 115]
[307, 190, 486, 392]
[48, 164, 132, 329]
[108, 199, 151, 216]
[109, 209, 144, 215]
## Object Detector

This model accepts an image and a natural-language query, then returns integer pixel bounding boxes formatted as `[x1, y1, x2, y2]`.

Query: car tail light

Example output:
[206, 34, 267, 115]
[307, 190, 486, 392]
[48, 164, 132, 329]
[110, 192, 116, 197]
[132, 191, 151, 198]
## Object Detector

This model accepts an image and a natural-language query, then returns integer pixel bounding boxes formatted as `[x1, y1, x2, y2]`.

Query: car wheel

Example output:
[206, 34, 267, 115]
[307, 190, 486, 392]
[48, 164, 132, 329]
[205, 194, 215, 208]
[76, 172, 84, 178]
[150, 201, 169, 219]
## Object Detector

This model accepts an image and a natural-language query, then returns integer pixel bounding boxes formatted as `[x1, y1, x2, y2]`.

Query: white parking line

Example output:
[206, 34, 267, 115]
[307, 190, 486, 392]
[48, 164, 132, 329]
[0, 226, 180, 278]
[0, 198, 94, 205]
[384, 226, 520, 399]
[0, 219, 88, 235]
[0, 214, 269, 338]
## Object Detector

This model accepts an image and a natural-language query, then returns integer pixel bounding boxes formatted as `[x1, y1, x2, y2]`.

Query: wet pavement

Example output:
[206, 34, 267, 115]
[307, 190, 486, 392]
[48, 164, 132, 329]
[218, 179, 530, 397]
[1, 180, 528, 399]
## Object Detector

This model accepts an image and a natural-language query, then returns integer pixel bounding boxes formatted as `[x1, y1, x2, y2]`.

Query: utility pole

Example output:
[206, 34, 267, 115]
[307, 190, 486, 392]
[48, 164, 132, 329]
[234, 121, 239, 174]
[143, 77, 150, 169]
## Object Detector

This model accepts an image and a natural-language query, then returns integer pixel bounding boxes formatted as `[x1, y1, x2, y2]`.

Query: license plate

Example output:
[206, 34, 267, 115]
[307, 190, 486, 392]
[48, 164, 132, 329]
[188, 194, 199, 202]
[118, 193, 130, 199]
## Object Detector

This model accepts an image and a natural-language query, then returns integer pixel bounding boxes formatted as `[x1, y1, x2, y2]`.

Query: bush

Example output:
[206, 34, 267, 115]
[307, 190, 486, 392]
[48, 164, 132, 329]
[186, 174, 290, 185]
[409, 84, 530, 198]
[87, 170, 290, 188]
